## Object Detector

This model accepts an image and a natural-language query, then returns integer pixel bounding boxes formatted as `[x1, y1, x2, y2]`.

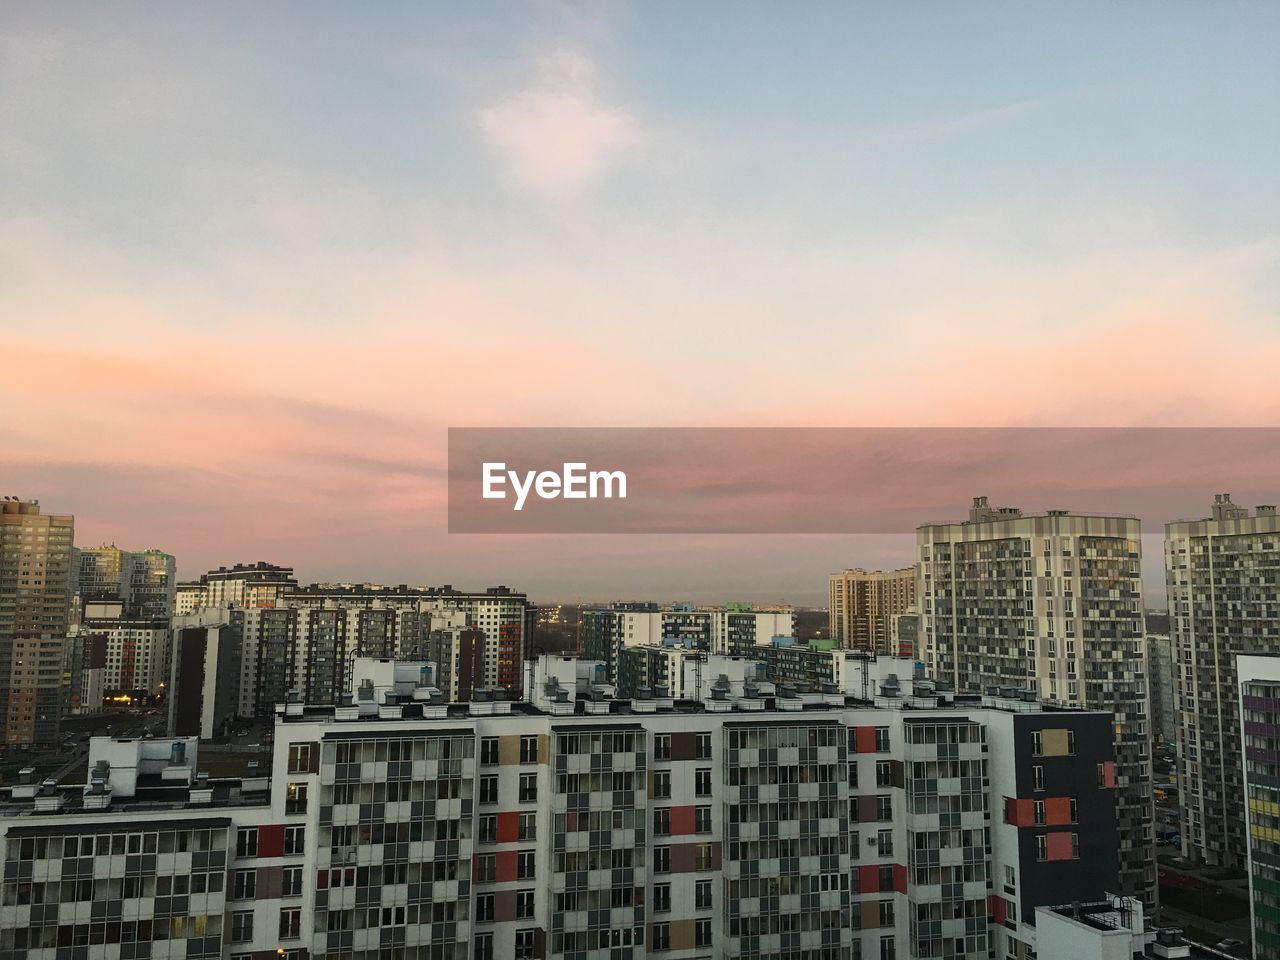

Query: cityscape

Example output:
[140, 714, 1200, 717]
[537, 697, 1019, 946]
[1, 492, 1278, 959]
[4, 2, 1277, 959]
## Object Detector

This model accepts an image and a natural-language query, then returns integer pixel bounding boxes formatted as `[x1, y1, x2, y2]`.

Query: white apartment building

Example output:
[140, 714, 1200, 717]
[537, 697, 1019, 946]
[1168, 494, 1280, 868]
[917, 497, 1155, 906]
[1, 653, 1133, 960]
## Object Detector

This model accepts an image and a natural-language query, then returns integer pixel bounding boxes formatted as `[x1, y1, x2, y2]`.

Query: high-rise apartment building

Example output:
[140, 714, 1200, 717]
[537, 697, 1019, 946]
[1168, 493, 1280, 867]
[0, 496, 74, 747]
[828, 567, 917, 654]
[917, 497, 1155, 905]
[0, 653, 1126, 960]
[74, 545, 176, 618]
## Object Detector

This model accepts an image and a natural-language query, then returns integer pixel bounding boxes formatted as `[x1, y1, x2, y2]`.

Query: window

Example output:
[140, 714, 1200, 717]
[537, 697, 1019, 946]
[696, 843, 714, 871]
[479, 815, 497, 844]
[1072, 833, 1080, 859]
[848, 762, 859, 789]
[1070, 798, 1078, 823]
[476, 855, 496, 883]
[515, 929, 537, 959]
[695, 918, 712, 947]
[696, 733, 712, 759]
[476, 894, 495, 923]
[1035, 836, 1047, 861]
[653, 770, 671, 798]
[876, 795, 892, 821]
[653, 882, 672, 913]
[287, 742, 313, 774]
[516, 889, 535, 919]
[879, 900, 895, 925]
[519, 773, 538, 803]
[282, 866, 303, 898]
[517, 850, 536, 880]
[473, 933, 494, 960]
[654, 845, 671, 873]
[286, 781, 308, 815]
[284, 825, 305, 856]
[652, 922, 671, 949]
[1031, 731, 1042, 756]
[232, 870, 256, 900]
[1067, 730, 1076, 755]
[279, 907, 301, 940]
[654, 808, 671, 836]
[1034, 800, 1045, 826]
[1003, 864, 1016, 894]
[1032, 765, 1044, 791]
[880, 935, 896, 960]
[654, 734, 671, 760]
[236, 828, 257, 858]
[518, 812, 537, 841]
[877, 829, 893, 857]
[874, 727, 890, 752]
[520, 735, 538, 764]
[695, 768, 712, 797]
[695, 879, 712, 910]
[231, 911, 253, 943]
[480, 737, 499, 765]
[695, 805, 712, 833]
[876, 760, 892, 787]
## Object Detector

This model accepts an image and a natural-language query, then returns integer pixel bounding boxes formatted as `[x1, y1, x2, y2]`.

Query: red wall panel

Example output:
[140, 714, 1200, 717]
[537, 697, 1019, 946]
[496, 812, 520, 843]
[669, 806, 696, 836]
[258, 824, 284, 858]
[1046, 831, 1074, 861]
[1045, 797, 1072, 826]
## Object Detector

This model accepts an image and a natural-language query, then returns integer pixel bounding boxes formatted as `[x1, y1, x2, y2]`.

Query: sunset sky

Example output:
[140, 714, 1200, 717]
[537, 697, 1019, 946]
[3, 2, 1277, 604]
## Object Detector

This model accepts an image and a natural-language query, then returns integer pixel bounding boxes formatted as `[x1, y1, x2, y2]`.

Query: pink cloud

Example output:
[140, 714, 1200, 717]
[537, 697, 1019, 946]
[477, 49, 640, 198]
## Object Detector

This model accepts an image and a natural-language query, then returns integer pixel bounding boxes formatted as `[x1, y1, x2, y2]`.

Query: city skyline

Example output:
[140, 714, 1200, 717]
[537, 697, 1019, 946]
[4, 2, 1278, 603]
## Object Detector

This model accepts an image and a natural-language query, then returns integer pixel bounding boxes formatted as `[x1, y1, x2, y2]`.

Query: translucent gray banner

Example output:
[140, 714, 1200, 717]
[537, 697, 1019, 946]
[447, 427, 1280, 534]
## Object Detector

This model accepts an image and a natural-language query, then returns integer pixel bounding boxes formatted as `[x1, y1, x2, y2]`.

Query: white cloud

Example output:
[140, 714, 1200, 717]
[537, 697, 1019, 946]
[477, 49, 640, 198]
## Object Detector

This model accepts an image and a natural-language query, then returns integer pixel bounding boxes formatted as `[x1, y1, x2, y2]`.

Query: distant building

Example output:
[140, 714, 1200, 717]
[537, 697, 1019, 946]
[0, 496, 74, 747]
[890, 609, 919, 659]
[198, 561, 297, 609]
[828, 567, 917, 653]
[75, 545, 176, 618]
[173, 580, 205, 616]
[581, 606, 794, 683]
[168, 607, 244, 739]
[1169, 493, 1280, 868]
[66, 601, 169, 698]
[1147, 634, 1175, 745]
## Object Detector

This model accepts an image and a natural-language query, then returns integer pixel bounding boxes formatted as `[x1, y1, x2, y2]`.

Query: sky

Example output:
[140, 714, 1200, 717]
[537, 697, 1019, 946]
[2, 2, 1278, 606]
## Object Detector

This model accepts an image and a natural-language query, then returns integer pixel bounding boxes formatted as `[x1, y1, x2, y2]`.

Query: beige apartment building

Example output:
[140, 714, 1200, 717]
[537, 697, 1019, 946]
[0, 497, 74, 747]
[827, 566, 916, 653]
